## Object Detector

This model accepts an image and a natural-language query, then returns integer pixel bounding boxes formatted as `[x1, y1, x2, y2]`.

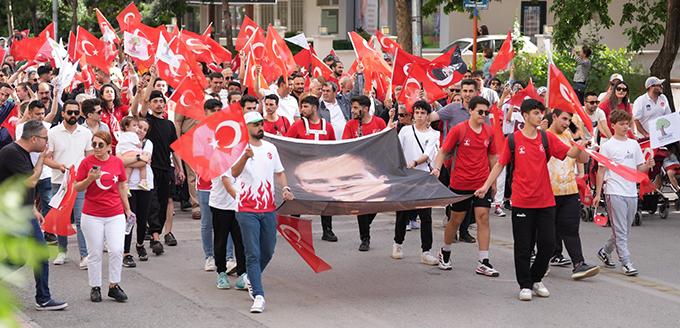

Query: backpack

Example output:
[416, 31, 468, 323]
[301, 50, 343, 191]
[508, 129, 550, 165]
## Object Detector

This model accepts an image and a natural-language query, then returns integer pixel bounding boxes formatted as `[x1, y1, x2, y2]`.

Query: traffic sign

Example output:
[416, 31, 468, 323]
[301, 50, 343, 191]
[464, 0, 489, 9]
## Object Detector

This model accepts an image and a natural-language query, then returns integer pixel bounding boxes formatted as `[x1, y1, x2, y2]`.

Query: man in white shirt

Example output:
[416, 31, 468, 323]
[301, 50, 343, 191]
[43, 100, 93, 268]
[262, 76, 299, 123]
[205, 72, 230, 106]
[318, 82, 349, 140]
[472, 71, 499, 105]
[584, 92, 611, 142]
[633, 76, 672, 137]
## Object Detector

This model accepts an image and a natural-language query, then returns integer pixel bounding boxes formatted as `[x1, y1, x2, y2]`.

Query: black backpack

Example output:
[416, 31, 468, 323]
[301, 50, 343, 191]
[508, 129, 551, 165]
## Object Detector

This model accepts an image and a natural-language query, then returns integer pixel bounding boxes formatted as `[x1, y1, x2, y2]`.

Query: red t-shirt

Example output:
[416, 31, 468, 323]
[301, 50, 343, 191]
[286, 118, 336, 140]
[498, 130, 570, 208]
[342, 116, 386, 139]
[197, 175, 212, 191]
[442, 122, 497, 190]
[263, 116, 291, 135]
[599, 101, 634, 138]
[76, 155, 127, 217]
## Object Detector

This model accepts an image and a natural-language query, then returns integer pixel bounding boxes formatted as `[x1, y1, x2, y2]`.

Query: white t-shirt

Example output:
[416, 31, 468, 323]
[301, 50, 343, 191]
[263, 87, 299, 123]
[324, 100, 347, 140]
[236, 140, 284, 213]
[481, 87, 499, 105]
[501, 102, 524, 135]
[633, 93, 672, 134]
[599, 137, 644, 197]
[116, 131, 142, 154]
[16, 121, 52, 180]
[48, 123, 93, 184]
[126, 139, 154, 191]
[587, 108, 607, 141]
[209, 170, 239, 211]
[398, 125, 440, 172]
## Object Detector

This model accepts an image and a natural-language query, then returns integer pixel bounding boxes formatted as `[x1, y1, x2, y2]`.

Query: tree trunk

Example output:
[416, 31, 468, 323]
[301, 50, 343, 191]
[70, 0, 78, 35]
[222, 0, 234, 51]
[29, 1, 38, 35]
[395, 0, 412, 53]
[650, 0, 680, 111]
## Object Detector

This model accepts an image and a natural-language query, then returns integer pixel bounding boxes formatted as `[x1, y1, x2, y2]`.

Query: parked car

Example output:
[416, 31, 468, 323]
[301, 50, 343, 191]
[442, 35, 538, 55]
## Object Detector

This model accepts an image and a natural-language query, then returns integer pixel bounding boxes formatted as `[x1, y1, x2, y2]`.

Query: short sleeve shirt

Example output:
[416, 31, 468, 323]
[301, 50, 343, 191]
[76, 155, 127, 217]
[236, 140, 284, 213]
[599, 137, 644, 197]
[633, 94, 672, 133]
[441, 122, 497, 190]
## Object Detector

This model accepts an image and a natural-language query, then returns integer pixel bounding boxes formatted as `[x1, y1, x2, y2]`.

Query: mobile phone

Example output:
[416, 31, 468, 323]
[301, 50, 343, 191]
[92, 165, 100, 170]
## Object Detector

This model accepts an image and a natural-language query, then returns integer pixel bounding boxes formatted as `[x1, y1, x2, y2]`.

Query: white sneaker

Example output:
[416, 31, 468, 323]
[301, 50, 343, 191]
[226, 259, 237, 275]
[519, 288, 532, 301]
[494, 205, 506, 217]
[622, 263, 639, 276]
[421, 251, 438, 266]
[532, 282, 550, 297]
[53, 252, 67, 265]
[391, 243, 403, 259]
[204, 256, 217, 271]
[409, 220, 420, 230]
[250, 295, 265, 313]
[79, 256, 88, 270]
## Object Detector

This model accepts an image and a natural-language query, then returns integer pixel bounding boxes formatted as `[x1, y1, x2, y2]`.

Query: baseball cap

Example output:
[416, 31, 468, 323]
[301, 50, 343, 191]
[645, 76, 665, 89]
[609, 73, 623, 82]
[537, 86, 548, 95]
[244, 111, 264, 124]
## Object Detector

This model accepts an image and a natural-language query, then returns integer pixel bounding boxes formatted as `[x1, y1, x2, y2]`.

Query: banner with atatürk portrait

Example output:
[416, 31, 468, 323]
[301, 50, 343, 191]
[266, 128, 466, 216]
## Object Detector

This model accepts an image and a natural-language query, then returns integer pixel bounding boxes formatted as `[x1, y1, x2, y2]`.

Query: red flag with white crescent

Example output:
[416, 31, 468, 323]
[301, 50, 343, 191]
[489, 31, 515, 76]
[549, 64, 592, 133]
[75, 26, 110, 71]
[276, 215, 332, 273]
[235, 16, 260, 51]
[116, 2, 142, 32]
[42, 167, 77, 236]
[96, 8, 120, 44]
[572, 141, 651, 188]
[375, 29, 399, 56]
[168, 75, 206, 121]
[171, 103, 249, 180]
[391, 47, 431, 89]
[508, 79, 544, 108]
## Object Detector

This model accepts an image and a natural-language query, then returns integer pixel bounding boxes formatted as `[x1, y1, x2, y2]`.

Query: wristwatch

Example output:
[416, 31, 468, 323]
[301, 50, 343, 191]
[136, 154, 142, 161]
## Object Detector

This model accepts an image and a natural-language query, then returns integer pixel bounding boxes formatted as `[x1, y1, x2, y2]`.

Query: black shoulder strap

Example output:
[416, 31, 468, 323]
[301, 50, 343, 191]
[540, 129, 550, 162]
[508, 132, 515, 165]
[412, 125, 432, 171]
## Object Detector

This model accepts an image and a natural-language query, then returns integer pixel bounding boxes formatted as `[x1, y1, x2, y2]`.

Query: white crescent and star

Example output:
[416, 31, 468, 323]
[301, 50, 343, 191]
[214, 121, 243, 149]
[95, 171, 114, 190]
[279, 224, 303, 249]
[186, 38, 207, 54]
[81, 40, 97, 56]
[427, 68, 454, 86]
[124, 13, 136, 25]
[179, 90, 196, 107]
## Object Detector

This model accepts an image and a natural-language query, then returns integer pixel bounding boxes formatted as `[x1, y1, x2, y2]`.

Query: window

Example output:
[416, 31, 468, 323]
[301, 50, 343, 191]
[521, 1, 546, 39]
[290, 0, 304, 33]
[184, 6, 200, 33]
[476, 40, 492, 53]
[321, 9, 338, 34]
[317, 0, 339, 5]
[277, 1, 289, 27]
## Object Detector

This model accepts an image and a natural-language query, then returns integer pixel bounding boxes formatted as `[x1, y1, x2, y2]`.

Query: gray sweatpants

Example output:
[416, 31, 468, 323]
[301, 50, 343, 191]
[603, 194, 637, 265]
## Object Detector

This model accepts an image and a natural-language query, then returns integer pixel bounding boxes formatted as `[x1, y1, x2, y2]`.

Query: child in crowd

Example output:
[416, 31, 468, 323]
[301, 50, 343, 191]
[118, 116, 151, 191]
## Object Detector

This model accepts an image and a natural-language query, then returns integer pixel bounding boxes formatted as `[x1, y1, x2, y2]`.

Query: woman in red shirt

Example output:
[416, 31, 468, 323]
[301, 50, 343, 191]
[99, 84, 130, 148]
[76, 131, 133, 303]
[599, 81, 632, 138]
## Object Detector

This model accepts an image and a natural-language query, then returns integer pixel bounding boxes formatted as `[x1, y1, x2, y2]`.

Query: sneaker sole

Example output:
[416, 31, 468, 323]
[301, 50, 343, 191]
[549, 261, 571, 267]
[623, 271, 639, 276]
[250, 308, 263, 313]
[391, 255, 403, 259]
[216, 285, 231, 290]
[35, 303, 68, 311]
[475, 269, 500, 277]
[572, 266, 600, 280]
[518, 296, 532, 301]
[438, 265, 453, 270]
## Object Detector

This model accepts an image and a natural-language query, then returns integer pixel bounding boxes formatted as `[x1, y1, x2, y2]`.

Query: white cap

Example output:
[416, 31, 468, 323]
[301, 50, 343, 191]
[645, 76, 665, 89]
[537, 86, 548, 95]
[244, 111, 264, 124]
[609, 73, 623, 82]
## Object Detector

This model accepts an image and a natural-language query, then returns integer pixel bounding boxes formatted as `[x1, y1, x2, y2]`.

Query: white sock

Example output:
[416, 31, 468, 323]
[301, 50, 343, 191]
[479, 251, 489, 261]
[441, 244, 452, 252]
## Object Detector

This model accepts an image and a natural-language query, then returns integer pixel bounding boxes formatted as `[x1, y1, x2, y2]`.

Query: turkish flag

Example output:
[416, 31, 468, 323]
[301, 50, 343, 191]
[375, 30, 399, 56]
[310, 53, 333, 81]
[0, 104, 19, 139]
[276, 215, 332, 273]
[391, 47, 430, 88]
[171, 103, 249, 180]
[235, 16, 260, 51]
[490, 104, 506, 155]
[372, 70, 391, 102]
[423, 46, 466, 89]
[549, 64, 593, 133]
[399, 62, 446, 109]
[573, 141, 651, 188]
[10, 36, 45, 62]
[266, 25, 296, 76]
[0, 48, 5, 66]
[168, 75, 206, 121]
[489, 31, 515, 76]
[508, 79, 544, 108]
[116, 2, 142, 32]
[38, 23, 55, 41]
[294, 48, 312, 74]
[75, 26, 109, 71]
[78, 56, 99, 90]
[180, 30, 212, 64]
[243, 49, 268, 96]
[201, 33, 233, 65]
[123, 22, 158, 70]
[67, 31, 77, 62]
[42, 167, 77, 236]
[348, 31, 391, 77]
[96, 8, 119, 44]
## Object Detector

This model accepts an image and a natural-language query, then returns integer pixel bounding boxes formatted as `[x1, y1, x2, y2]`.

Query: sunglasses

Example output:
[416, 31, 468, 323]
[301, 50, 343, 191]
[450, 89, 461, 92]
[91, 141, 107, 149]
[398, 113, 409, 118]
[94, 110, 102, 114]
[475, 110, 490, 116]
[616, 87, 628, 92]
[587, 101, 599, 105]
[224, 76, 233, 80]
[65, 110, 79, 116]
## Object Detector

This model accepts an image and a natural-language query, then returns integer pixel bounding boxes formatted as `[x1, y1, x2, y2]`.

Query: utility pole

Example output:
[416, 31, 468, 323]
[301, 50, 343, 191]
[411, 0, 422, 56]
[472, 7, 478, 70]
[52, 0, 58, 40]
[7, 0, 15, 37]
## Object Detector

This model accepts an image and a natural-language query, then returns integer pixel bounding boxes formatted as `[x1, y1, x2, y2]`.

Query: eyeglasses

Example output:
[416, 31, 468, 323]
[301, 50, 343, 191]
[31, 79, 38, 82]
[398, 113, 409, 118]
[475, 110, 490, 116]
[65, 110, 79, 116]
[91, 141, 107, 149]
[616, 87, 628, 92]
[587, 101, 599, 105]
[34, 136, 48, 141]
[450, 89, 461, 93]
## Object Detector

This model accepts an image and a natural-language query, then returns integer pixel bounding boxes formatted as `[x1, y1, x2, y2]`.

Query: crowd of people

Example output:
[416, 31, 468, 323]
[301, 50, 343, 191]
[0, 22, 676, 314]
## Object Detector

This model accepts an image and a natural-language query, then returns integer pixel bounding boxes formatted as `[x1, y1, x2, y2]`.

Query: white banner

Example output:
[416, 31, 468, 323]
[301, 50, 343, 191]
[649, 112, 680, 149]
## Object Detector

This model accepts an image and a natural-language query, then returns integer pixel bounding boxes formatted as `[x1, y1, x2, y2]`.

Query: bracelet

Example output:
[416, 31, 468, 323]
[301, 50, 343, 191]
[282, 186, 291, 192]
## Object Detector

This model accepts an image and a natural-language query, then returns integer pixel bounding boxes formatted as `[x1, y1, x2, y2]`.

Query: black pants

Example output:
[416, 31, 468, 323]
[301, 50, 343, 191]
[553, 194, 584, 265]
[321, 216, 333, 230]
[211, 207, 246, 275]
[125, 190, 152, 253]
[148, 168, 173, 235]
[512, 206, 556, 289]
[573, 82, 586, 105]
[394, 209, 433, 251]
[504, 160, 514, 200]
[357, 213, 376, 240]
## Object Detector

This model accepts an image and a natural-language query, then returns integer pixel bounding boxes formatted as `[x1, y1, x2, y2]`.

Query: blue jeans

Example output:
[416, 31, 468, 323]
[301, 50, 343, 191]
[198, 191, 214, 258]
[36, 178, 52, 217]
[30, 218, 51, 304]
[53, 183, 87, 257]
[236, 212, 277, 297]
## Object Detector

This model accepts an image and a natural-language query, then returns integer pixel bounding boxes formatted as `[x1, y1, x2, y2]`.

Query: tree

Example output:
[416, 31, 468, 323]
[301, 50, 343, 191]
[70, 0, 78, 34]
[656, 118, 671, 136]
[222, 0, 234, 51]
[395, 0, 412, 53]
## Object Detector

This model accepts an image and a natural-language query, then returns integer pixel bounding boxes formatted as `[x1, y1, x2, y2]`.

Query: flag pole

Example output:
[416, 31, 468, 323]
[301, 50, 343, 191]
[544, 38, 552, 108]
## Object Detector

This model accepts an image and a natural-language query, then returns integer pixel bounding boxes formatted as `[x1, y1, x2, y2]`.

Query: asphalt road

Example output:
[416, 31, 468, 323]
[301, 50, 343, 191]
[16, 204, 680, 328]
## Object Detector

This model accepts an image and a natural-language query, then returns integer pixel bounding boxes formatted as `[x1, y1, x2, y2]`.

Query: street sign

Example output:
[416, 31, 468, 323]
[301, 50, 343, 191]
[464, 0, 489, 9]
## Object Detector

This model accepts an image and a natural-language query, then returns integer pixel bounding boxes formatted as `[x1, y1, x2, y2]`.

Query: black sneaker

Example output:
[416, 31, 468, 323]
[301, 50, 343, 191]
[164, 232, 178, 246]
[321, 229, 338, 242]
[597, 248, 615, 268]
[90, 287, 102, 302]
[549, 255, 572, 267]
[108, 284, 128, 302]
[571, 262, 600, 280]
[458, 232, 476, 243]
[123, 254, 136, 268]
[503, 200, 512, 210]
[136, 244, 148, 261]
[44, 232, 57, 245]
[358, 238, 370, 252]
[150, 240, 164, 255]
[35, 299, 68, 311]
[438, 248, 452, 270]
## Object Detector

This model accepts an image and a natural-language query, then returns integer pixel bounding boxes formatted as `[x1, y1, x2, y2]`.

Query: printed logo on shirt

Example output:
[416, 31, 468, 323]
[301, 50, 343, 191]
[625, 151, 634, 160]
[463, 138, 470, 146]
[646, 104, 652, 111]
[267, 152, 273, 160]
[95, 171, 118, 190]
[539, 144, 545, 152]
[483, 139, 489, 147]
[518, 145, 526, 155]
[515, 212, 527, 218]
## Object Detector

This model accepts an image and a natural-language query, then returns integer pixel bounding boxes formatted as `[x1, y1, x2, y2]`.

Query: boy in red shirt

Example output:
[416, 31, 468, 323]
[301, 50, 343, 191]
[475, 99, 588, 301]
[432, 96, 499, 277]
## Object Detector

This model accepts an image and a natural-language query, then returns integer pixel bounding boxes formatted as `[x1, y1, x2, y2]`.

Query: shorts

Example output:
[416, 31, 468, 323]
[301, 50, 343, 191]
[450, 188, 492, 212]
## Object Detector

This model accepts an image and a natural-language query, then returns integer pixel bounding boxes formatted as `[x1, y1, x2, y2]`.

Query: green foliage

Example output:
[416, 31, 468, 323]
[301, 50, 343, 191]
[0, 178, 51, 328]
[496, 45, 646, 98]
[620, 0, 667, 52]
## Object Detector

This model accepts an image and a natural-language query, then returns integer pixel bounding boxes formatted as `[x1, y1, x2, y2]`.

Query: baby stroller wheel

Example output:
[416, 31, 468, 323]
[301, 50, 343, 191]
[580, 206, 592, 222]
[659, 198, 669, 219]
[676, 198, 680, 212]
[633, 211, 642, 226]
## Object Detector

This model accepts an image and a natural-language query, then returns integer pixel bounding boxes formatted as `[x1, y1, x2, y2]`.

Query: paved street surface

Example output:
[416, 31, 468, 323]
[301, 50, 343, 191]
[16, 204, 680, 327]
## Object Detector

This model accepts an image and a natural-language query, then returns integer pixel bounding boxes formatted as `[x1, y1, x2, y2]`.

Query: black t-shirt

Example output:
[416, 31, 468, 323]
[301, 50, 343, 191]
[0, 142, 35, 205]
[146, 113, 178, 172]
